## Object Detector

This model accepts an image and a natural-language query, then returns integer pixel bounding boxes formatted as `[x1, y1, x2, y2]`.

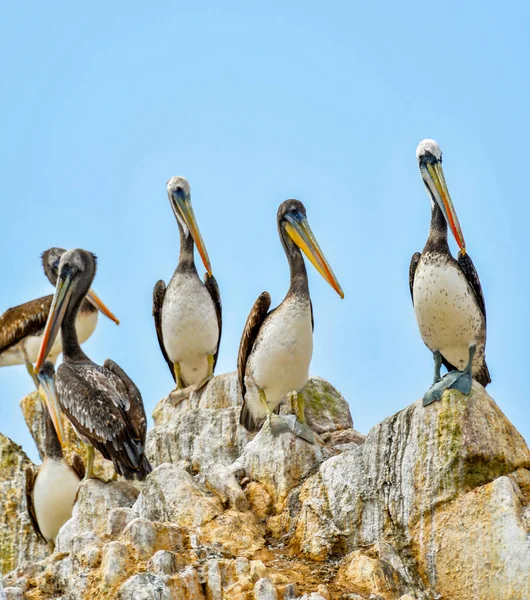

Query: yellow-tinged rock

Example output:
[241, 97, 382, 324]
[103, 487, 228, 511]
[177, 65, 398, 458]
[335, 550, 406, 599]
[412, 473, 530, 599]
[199, 509, 266, 558]
[0, 433, 46, 574]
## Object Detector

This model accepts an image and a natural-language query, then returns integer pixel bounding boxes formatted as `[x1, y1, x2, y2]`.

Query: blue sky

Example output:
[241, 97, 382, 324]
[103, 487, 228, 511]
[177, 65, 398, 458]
[1, 2, 528, 463]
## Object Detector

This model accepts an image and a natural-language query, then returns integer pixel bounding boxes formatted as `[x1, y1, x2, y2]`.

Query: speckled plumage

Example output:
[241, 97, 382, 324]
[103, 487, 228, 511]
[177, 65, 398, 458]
[57, 358, 150, 479]
[39, 249, 151, 481]
[410, 199, 490, 386]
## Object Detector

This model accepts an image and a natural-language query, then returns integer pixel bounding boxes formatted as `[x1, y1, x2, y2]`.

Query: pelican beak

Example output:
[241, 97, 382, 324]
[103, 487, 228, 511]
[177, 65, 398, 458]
[425, 161, 466, 252]
[86, 289, 120, 324]
[35, 271, 77, 372]
[284, 210, 344, 298]
[172, 190, 212, 275]
[37, 366, 65, 446]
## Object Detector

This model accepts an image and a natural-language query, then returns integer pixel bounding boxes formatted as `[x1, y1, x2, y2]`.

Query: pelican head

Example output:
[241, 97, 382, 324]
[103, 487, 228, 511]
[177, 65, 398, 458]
[416, 139, 466, 252]
[167, 176, 212, 275]
[277, 199, 344, 298]
[36, 249, 114, 371]
[41, 247, 119, 325]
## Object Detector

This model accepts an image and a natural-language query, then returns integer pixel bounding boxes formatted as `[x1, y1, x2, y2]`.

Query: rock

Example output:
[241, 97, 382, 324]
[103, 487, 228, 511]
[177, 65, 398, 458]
[335, 550, 406, 599]
[254, 577, 278, 600]
[121, 518, 187, 561]
[233, 425, 327, 511]
[4, 376, 530, 600]
[413, 473, 530, 599]
[199, 509, 265, 558]
[56, 479, 139, 553]
[279, 376, 353, 434]
[3, 588, 22, 600]
[101, 541, 130, 589]
[201, 465, 248, 511]
[147, 550, 179, 576]
[147, 405, 251, 473]
[148, 373, 353, 475]
[293, 384, 530, 560]
[133, 463, 223, 527]
[117, 572, 171, 599]
[20, 391, 114, 480]
[0, 433, 46, 573]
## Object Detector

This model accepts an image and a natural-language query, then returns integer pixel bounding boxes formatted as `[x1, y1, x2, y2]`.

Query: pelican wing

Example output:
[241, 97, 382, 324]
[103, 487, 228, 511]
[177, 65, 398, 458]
[0, 295, 52, 354]
[57, 361, 150, 480]
[204, 273, 223, 371]
[25, 466, 46, 543]
[457, 251, 487, 324]
[409, 252, 421, 303]
[152, 280, 175, 382]
[237, 292, 271, 431]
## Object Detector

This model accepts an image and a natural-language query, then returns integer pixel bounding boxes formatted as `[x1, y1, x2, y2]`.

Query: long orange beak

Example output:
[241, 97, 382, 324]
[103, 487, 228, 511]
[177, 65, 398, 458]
[426, 161, 466, 252]
[284, 211, 344, 298]
[35, 272, 76, 372]
[173, 191, 213, 275]
[86, 289, 120, 324]
[36, 363, 65, 446]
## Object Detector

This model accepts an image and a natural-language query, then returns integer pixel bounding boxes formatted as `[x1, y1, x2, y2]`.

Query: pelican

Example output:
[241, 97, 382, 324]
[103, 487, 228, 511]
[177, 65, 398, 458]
[410, 139, 490, 405]
[35, 249, 151, 481]
[153, 177, 222, 401]
[26, 361, 84, 550]
[0, 247, 119, 385]
[238, 199, 343, 443]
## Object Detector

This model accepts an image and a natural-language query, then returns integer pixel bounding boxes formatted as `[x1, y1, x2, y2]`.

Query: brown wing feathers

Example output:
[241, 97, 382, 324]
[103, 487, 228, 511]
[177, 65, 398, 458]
[238, 292, 271, 432]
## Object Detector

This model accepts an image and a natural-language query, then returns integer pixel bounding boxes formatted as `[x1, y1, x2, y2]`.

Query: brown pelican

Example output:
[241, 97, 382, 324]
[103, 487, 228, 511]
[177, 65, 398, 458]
[0, 247, 119, 385]
[35, 249, 151, 481]
[153, 177, 222, 401]
[238, 199, 343, 443]
[26, 361, 84, 550]
[410, 139, 490, 405]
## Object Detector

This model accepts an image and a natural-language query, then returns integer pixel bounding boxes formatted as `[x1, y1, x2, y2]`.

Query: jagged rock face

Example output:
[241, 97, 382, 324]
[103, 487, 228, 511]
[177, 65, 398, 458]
[3, 374, 530, 600]
[0, 433, 46, 574]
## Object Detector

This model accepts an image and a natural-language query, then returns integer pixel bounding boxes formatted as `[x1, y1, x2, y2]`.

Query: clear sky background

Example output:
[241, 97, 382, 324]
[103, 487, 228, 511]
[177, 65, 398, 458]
[1, 2, 528, 463]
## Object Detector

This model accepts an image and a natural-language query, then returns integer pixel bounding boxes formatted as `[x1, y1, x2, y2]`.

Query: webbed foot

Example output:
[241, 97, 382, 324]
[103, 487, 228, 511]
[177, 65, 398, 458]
[423, 345, 476, 406]
[169, 385, 194, 404]
[267, 413, 291, 436]
[282, 414, 316, 443]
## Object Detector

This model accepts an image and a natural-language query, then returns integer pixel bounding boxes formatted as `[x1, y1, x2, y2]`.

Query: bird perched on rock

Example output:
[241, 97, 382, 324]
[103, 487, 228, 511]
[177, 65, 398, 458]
[238, 199, 344, 443]
[0, 247, 119, 387]
[26, 361, 84, 550]
[36, 249, 151, 481]
[153, 177, 222, 402]
[410, 139, 490, 405]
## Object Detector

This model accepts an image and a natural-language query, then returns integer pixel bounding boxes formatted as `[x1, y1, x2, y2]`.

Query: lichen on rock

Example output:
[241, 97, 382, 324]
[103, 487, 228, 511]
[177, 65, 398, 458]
[2, 375, 530, 599]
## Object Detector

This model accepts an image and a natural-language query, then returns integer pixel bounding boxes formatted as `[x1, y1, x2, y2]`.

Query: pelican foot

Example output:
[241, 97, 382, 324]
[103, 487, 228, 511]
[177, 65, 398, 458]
[267, 414, 291, 436]
[282, 414, 316, 444]
[423, 379, 446, 406]
[423, 370, 473, 406]
[169, 386, 193, 404]
[445, 368, 473, 396]
[193, 374, 213, 394]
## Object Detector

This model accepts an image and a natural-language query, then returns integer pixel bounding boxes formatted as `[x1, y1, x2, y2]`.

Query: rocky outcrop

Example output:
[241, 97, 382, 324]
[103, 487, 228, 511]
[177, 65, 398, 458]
[2, 375, 529, 599]
[0, 434, 46, 575]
